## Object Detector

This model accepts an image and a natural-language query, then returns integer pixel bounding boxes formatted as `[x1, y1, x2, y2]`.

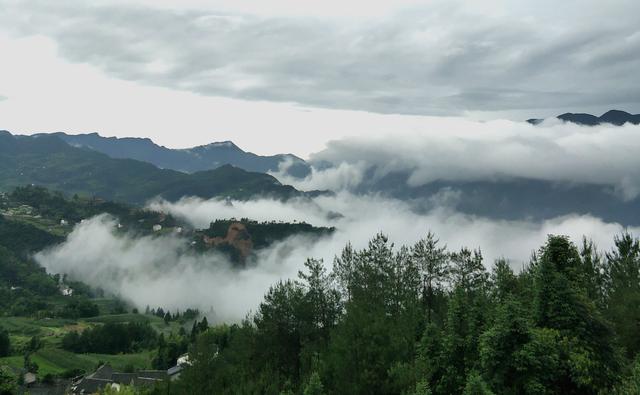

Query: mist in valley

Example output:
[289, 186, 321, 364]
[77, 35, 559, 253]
[35, 191, 638, 323]
[33, 118, 640, 322]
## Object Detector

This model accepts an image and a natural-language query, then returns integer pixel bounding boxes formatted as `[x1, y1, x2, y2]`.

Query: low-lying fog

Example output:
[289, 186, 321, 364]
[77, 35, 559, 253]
[35, 192, 638, 323]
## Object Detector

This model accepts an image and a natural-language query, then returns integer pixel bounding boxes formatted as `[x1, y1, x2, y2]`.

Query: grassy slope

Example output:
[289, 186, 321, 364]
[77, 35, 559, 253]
[0, 349, 154, 376]
[0, 312, 185, 376]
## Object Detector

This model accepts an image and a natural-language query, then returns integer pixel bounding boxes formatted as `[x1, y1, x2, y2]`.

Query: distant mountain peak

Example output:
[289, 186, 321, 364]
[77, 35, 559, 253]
[528, 109, 640, 126]
[17, 131, 311, 178]
[0, 130, 307, 204]
[601, 109, 631, 116]
[194, 141, 242, 151]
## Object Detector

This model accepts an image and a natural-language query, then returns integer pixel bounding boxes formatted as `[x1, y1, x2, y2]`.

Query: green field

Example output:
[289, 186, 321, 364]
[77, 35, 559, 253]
[1, 213, 71, 237]
[0, 311, 185, 378]
[0, 348, 153, 376]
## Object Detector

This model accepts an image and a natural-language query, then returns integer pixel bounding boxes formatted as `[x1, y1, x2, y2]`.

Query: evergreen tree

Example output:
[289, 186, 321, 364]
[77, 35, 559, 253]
[415, 323, 444, 390]
[463, 370, 494, 395]
[173, 330, 219, 395]
[0, 367, 17, 395]
[450, 248, 487, 293]
[326, 234, 420, 394]
[411, 232, 449, 324]
[303, 372, 325, 395]
[612, 358, 640, 395]
[0, 330, 9, 357]
[533, 236, 622, 394]
[411, 379, 433, 395]
[490, 259, 518, 302]
[297, 258, 340, 373]
[579, 237, 606, 308]
[480, 299, 529, 393]
[254, 280, 305, 388]
[603, 232, 640, 357]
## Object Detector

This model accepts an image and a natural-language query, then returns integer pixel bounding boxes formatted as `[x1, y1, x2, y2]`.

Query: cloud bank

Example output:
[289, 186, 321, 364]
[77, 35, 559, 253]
[272, 118, 640, 200]
[36, 194, 637, 322]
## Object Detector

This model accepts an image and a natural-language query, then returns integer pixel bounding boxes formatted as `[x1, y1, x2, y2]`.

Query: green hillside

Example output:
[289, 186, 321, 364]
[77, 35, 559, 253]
[0, 131, 302, 205]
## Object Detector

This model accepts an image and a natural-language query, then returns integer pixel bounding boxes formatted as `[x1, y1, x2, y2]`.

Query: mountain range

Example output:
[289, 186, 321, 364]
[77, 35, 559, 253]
[527, 109, 640, 126]
[33, 132, 311, 178]
[0, 131, 308, 204]
[5, 116, 640, 226]
[352, 168, 640, 226]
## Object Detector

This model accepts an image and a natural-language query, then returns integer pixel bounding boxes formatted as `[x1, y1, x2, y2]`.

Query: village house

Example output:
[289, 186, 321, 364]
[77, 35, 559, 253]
[69, 364, 168, 394]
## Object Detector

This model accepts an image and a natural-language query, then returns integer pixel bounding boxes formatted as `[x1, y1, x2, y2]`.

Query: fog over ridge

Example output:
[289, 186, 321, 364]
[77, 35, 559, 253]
[272, 118, 640, 200]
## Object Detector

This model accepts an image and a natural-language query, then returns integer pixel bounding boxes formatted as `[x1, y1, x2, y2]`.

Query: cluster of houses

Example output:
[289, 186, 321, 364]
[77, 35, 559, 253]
[69, 355, 189, 394]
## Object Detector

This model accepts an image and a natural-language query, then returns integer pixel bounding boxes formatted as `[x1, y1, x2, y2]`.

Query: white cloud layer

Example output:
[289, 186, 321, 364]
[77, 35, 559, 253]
[36, 194, 637, 322]
[272, 119, 640, 200]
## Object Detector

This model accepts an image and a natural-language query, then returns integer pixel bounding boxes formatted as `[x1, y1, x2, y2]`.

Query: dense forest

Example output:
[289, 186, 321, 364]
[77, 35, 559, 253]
[173, 232, 640, 395]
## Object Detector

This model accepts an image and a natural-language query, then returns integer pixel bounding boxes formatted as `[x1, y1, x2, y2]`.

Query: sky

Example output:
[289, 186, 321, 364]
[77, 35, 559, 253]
[1, 0, 639, 156]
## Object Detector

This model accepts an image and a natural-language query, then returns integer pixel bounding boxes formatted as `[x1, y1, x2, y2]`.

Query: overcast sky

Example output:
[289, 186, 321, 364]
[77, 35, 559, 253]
[1, 0, 639, 156]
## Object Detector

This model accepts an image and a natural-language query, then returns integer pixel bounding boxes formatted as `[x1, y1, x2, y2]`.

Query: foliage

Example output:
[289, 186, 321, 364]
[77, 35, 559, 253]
[174, 232, 640, 395]
[303, 372, 325, 395]
[61, 322, 158, 354]
[59, 297, 100, 319]
[0, 330, 9, 358]
[0, 367, 17, 395]
[203, 219, 334, 250]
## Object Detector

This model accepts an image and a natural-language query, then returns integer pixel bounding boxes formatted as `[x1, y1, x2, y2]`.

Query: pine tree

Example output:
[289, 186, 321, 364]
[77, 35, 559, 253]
[0, 330, 9, 357]
[450, 248, 487, 293]
[534, 236, 622, 394]
[463, 370, 494, 395]
[412, 232, 449, 323]
[303, 372, 325, 395]
[603, 232, 640, 357]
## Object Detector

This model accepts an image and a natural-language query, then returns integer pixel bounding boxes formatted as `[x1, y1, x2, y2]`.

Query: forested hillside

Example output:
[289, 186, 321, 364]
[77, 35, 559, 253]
[0, 131, 305, 204]
[174, 233, 640, 395]
[41, 132, 311, 177]
[197, 219, 335, 264]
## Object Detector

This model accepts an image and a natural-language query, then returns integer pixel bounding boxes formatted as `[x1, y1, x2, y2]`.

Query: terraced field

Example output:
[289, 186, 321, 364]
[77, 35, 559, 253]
[0, 311, 184, 376]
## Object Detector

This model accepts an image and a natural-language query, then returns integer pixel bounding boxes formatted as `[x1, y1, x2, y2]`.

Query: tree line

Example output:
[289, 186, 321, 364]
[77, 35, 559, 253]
[173, 232, 640, 395]
[61, 321, 158, 355]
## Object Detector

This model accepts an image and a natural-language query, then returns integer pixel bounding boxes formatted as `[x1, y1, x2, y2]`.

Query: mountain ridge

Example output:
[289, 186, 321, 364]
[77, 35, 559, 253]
[0, 131, 311, 205]
[30, 131, 311, 178]
[527, 109, 640, 126]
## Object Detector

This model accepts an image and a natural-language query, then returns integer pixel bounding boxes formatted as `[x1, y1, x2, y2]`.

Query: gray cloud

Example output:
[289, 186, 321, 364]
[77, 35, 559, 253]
[1, 0, 639, 116]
